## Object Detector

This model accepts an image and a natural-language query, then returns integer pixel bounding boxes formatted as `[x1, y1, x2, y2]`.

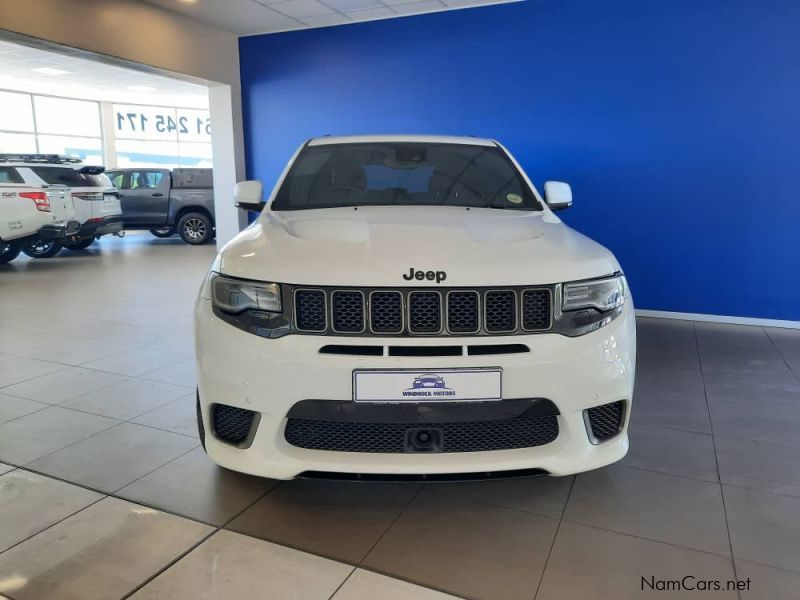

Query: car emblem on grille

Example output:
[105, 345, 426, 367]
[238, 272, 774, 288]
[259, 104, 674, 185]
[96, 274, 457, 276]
[403, 268, 447, 283]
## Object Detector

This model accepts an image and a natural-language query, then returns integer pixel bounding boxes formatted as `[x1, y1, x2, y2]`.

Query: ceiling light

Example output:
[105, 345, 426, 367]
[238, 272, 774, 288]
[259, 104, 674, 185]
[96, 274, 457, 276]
[31, 67, 69, 76]
[126, 85, 157, 93]
[178, 0, 198, 4]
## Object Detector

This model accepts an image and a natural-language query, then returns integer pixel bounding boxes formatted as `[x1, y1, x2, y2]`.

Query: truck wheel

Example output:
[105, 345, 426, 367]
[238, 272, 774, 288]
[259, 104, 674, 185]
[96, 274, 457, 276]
[178, 212, 213, 245]
[64, 237, 95, 251]
[150, 227, 175, 238]
[0, 240, 22, 264]
[22, 238, 62, 259]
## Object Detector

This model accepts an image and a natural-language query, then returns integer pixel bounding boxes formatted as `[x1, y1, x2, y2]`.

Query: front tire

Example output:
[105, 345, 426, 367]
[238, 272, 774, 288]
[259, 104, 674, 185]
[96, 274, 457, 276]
[22, 238, 62, 258]
[64, 237, 95, 251]
[178, 212, 213, 245]
[0, 240, 22, 264]
[150, 227, 175, 238]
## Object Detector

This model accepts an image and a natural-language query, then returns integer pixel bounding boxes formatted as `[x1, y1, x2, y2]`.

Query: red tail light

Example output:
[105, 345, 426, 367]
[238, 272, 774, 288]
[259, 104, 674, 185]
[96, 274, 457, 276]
[20, 191, 51, 213]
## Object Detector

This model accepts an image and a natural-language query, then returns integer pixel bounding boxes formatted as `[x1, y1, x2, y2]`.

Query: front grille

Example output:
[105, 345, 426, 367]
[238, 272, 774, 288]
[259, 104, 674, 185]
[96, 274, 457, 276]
[332, 291, 365, 333]
[485, 291, 517, 332]
[212, 403, 257, 446]
[408, 291, 442, 333]
[290, 285, 552, 337]
[285, 414, 559, 453]
[585, 400, 626, 442]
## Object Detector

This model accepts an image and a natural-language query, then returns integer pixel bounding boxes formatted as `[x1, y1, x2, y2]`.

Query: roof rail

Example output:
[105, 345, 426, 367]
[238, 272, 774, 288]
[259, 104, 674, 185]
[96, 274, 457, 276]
[0, 154, 84, 164]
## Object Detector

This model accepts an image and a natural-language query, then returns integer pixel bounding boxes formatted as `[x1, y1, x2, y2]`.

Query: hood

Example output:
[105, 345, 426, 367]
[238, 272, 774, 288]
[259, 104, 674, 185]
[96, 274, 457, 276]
[217, 206, 620, 287]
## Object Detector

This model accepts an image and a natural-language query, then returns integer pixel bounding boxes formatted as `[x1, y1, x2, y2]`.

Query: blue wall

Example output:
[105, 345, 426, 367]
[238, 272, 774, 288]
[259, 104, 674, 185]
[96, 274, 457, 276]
[239, 0, 800, 321]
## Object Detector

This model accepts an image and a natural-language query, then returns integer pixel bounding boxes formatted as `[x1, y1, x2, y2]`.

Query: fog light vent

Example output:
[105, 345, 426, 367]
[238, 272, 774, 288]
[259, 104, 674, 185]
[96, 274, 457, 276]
[584, 400, 626, 443]
[212, 403, 257, 446]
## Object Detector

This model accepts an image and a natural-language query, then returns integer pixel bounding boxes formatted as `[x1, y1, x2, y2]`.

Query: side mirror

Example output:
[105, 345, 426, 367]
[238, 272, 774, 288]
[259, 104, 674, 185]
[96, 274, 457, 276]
[234, 180, 265, 212]
[544, 181, 572, 211]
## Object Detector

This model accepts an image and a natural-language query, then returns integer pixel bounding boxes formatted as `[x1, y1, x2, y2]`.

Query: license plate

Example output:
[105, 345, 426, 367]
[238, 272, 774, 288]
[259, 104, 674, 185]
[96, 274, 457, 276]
[353, 368, 502, 403]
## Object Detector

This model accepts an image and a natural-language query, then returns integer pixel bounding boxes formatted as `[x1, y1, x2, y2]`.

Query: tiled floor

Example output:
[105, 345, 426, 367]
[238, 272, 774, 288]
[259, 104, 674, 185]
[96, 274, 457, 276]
[1, 233, 800, 599]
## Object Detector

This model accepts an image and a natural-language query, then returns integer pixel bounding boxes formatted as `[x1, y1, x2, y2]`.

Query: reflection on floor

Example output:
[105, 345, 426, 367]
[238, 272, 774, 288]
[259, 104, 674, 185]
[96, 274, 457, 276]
[1, 232, 800, 599]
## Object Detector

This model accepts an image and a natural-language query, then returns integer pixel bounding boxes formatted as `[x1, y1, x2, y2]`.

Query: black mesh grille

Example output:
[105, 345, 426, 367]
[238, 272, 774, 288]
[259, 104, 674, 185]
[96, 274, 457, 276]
[370, 291, 403, 333]
[212, 403, 256, 445]
[522, 289, 551, 330]
[447, 291, 479, 333]
[285, 415, 559, 453]
[408, 292, 442, 333]
[586, 400, 626, 442]
[485, 291, 516, 332]
[295, 290, 327, 331]
[332, 291, 365, 332]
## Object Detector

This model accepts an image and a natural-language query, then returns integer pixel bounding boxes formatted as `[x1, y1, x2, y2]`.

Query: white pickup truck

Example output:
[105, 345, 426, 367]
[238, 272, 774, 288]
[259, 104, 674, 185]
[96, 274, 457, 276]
[0, 156, 79, 264]
[194, 135, 636, 481]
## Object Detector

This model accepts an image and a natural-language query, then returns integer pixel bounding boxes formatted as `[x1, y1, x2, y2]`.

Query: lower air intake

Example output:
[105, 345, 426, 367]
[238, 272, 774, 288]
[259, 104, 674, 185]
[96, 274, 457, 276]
[584, 400, 626, 442]
[212, 403, 257, 446]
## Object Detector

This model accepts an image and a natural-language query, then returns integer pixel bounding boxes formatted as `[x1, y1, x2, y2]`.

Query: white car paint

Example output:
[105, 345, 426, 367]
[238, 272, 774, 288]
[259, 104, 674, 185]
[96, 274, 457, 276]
[195, 135, 636, 480]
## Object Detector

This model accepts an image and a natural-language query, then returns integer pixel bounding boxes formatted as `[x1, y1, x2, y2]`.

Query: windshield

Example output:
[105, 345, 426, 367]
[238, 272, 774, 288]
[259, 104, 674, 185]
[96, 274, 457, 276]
[272, 142, 541, 211]
[31, 166, 111, 188]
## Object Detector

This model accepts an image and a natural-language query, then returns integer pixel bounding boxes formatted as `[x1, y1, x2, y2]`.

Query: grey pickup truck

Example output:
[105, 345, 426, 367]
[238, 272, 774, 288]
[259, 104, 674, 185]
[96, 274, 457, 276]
[106, 168, 215, 245]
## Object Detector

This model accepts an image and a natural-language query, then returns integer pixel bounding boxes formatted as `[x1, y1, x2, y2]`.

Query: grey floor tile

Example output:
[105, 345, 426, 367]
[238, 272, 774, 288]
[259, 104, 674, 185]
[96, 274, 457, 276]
[565, 466, 730, 555]
[334, 569, 462, 600]
[0, 406, 118, 464]
[227, 479, 418, 564]
[736, 560, 800, 600]
[707, 382, 800, 447]
[0, 393, 47, 424]
[622, 425, 718, 482]
[0, 367, 127, 405]
[364, 489, 558, 600]
[28, 422, 198, 493]
[2, 332, 135, 366]
[632, 373, 712, 434]
[0, 497, 212, 600]
[426, 474, 573, 519]
[0, 469, 103, 552]
[83, 344, 192, 377]
[130, 529, 352, 600]
[537, 521, 738, 600]
[132, 392, 198, 437]
[716, 435, 800, 498]
[60, 377, 192, 420]
[765, 327, 800, 379]
[142, 358, 197, 388]
[0, 463, 14, 476]
[0, 352, 66, 388]
[117, 447, 276, 525]
[724, 485, 800, 572]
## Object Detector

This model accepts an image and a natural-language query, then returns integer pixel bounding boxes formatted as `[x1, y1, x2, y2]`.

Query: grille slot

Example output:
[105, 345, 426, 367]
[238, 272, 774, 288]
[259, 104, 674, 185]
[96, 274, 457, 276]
[370, 291, 403, 334]
[447, 291, 479, 333]
[485, 290, 517, 332]
[522, 289, 551, 331]
[408, 291, 442, 334]
[285, 415, 559, 453]
[212, 403, 257, 446]
[294, 289, 327, 332]
[585, 400, 626, 442]
[332, 291, 365, 333]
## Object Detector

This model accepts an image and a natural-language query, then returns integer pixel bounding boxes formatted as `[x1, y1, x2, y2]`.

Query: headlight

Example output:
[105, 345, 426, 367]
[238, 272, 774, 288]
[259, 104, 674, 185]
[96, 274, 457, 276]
[563, 275, 626, 312]
[557, 274, 628, 336]
[211, 274, 281, 313]
[210, 273, 290, 339]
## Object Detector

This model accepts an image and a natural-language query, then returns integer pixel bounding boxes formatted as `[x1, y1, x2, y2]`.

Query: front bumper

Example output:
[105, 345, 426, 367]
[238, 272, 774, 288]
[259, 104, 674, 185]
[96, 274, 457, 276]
[76, 216, 124, 239]
[195, 299, 636, 480]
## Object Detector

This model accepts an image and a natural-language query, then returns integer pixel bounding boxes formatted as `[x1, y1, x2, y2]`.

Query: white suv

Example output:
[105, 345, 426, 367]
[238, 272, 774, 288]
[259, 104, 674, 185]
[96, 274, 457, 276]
[2, 155, 122, 258]
[1, 156, 80, 264]
[195, 136, 636, 480]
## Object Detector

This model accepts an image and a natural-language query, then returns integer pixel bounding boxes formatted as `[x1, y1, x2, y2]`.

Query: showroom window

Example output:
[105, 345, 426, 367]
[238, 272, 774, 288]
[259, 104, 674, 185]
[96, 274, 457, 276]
[113, 103, 212, 168]
[0, 90, 37, 155]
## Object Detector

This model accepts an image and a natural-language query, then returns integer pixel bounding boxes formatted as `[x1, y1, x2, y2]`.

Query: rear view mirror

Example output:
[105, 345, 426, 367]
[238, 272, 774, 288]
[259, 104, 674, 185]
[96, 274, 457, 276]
[234, 180, 265, 212]
[544, 181, 573, 211]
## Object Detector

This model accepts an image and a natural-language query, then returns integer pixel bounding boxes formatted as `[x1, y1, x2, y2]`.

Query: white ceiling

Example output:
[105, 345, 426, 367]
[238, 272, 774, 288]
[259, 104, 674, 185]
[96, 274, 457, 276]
[0, 40, 209, 108]
[142, 0, 520, 36]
